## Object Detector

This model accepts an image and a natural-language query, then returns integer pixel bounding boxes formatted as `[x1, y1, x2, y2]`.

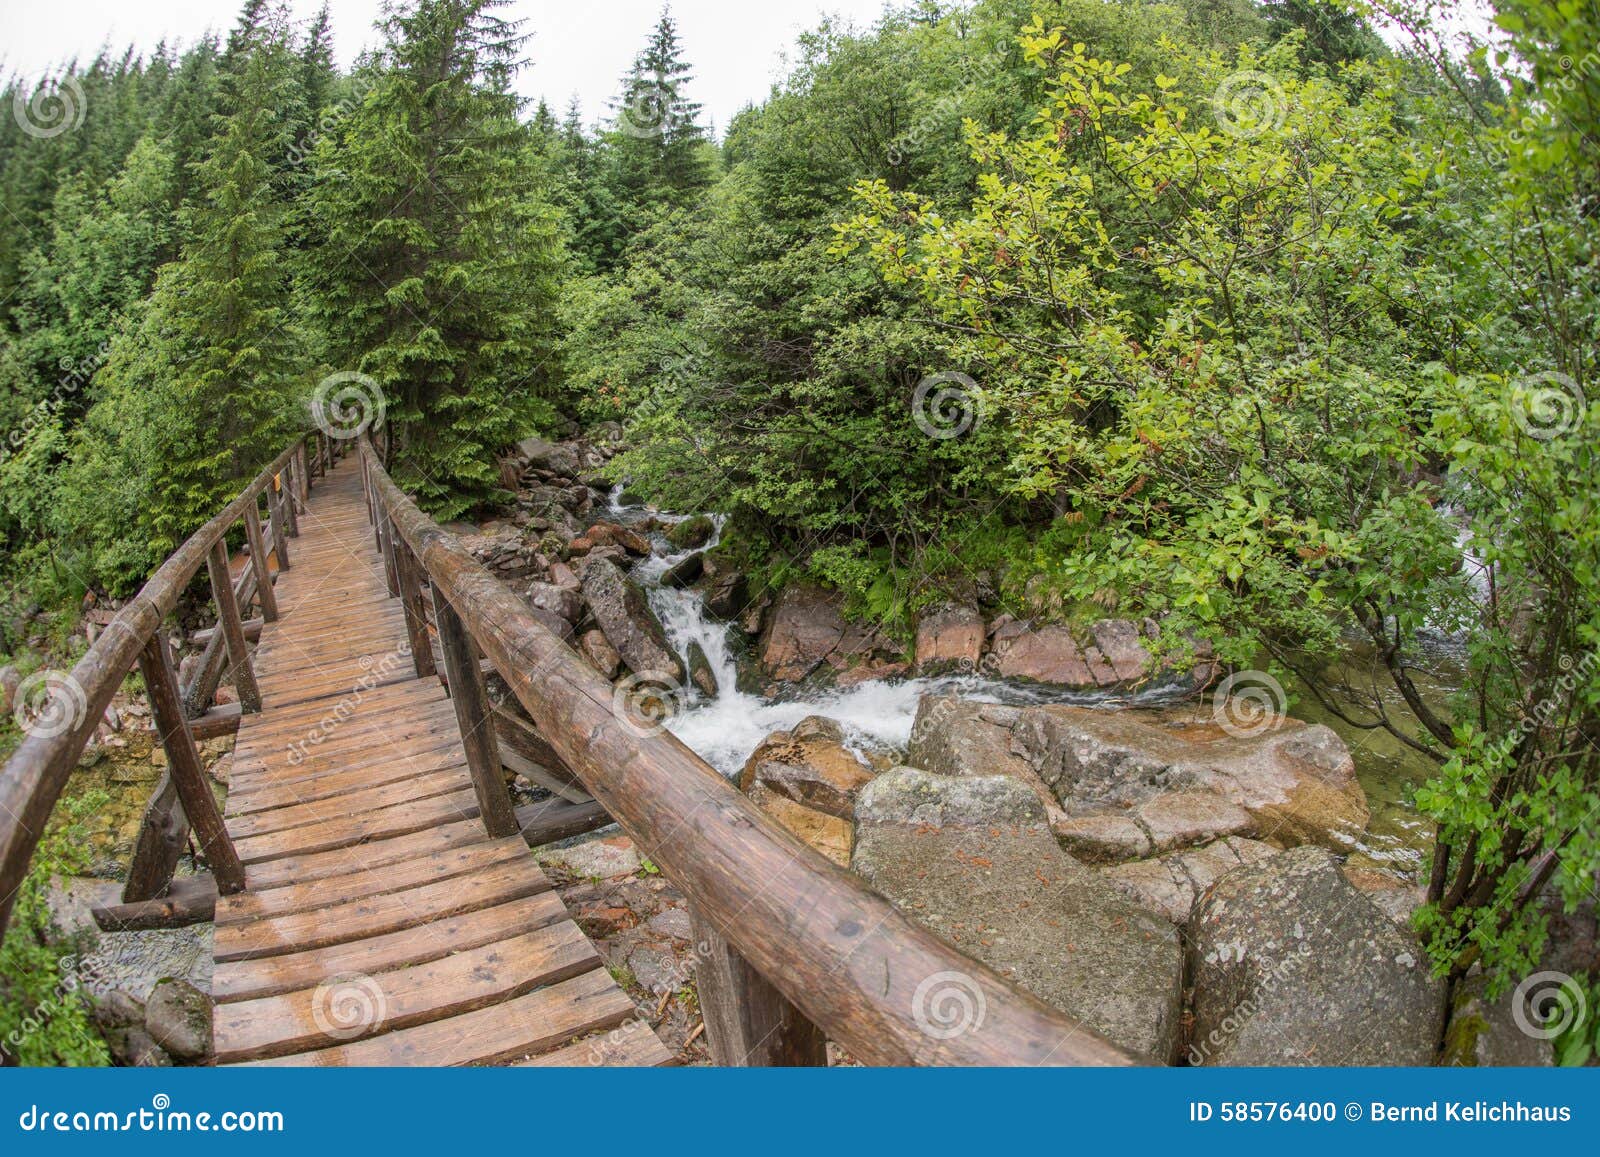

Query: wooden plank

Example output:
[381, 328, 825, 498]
[516, 798, 612, 846]
[517, 1027, 675, 1067]
[237, 968, 635, 1067]
[240, 817, 491, 891]
[219, 837, 529, 923]
[214, 923, 600, 1063]
[214, 856, 551, 961]
[223, 768, 472, 840]
[231, 788, 484, 865]
[121, 772, 189, 902]
[226, 752, 468, 817]
[213, 893, 568, 1003]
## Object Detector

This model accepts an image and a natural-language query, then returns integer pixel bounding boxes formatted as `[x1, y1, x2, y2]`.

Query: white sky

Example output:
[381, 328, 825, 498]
[0, 0, 900, 132]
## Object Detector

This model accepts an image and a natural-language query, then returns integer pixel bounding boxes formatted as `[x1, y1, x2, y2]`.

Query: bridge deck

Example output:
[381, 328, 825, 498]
[209, 454, 668, 1066]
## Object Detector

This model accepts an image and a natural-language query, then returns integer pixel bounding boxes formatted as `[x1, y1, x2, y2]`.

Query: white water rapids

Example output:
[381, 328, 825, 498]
[607, 489, 1163, 776]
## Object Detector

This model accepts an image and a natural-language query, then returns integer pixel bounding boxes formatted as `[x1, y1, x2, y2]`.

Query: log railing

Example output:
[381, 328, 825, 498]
[0, 433, 339, 940]
[357, 436, 1135, 1067]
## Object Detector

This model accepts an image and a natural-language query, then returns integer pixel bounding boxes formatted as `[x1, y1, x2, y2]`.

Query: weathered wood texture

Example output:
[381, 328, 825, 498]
[0, 442, 301, 940]
[361, 436, 1136, 1068]
[208, 455, 666, 1067]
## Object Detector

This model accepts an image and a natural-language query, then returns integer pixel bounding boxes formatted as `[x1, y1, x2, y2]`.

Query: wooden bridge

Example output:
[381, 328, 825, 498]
[0, 432, 1135, 1067]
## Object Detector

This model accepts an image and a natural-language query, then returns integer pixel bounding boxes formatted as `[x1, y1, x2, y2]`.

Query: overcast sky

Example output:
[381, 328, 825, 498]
[0, 0, 898, 131]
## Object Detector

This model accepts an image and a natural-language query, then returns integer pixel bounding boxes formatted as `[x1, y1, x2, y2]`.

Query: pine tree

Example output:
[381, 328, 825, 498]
[303, 0, 563, 517]
[607, 8, 711, 211]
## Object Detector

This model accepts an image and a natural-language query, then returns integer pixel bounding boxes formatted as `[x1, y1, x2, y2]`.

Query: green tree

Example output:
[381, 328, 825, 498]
[304, 0, 563, 517]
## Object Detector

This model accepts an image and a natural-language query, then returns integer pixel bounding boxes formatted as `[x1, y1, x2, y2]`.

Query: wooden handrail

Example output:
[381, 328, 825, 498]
[0, 437, 317, 940]
[358, 436, 1135, 1067]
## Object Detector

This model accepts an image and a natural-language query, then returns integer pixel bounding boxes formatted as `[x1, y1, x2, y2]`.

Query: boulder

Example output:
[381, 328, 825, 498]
[747, 783, 853, 866]
[1187, 847, 1444, 1065]
[578, 630, 623, 680]
[686, 641, 719, 698]
[1012, 705, 1368, 853]
[907, 696, 1063, 821]
[914, 602, 984, 674]
[1101, 837, 1280, 924]
[852, 767, 1184, 1062]
[660, 552, 704, 589]
[758, 584, 889, 683]
[666, 515, 715, 550]
[108, 1025, 172, 1067]
[524, 581, 582, 624]
[580, 558, 684, 683]
[1440, 974, 1555, 1067]
[739, 717, 874, 819]
[704, 571, 751, 620]
[517, 436, 582, 478]
[143, 978, 212, 1061]
[988, 621, 1096, 687]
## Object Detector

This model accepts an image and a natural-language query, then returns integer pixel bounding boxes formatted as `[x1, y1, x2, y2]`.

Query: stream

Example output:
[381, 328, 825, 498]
[610, 491, 1443, 879]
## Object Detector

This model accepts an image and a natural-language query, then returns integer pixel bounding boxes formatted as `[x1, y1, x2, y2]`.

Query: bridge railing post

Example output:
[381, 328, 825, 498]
[395, 539, 437, 680]
[268, 477, 292, 571]
[135, 630, 246, 897]
[242, 499, 278, 623]
[689, 905, 828, 1066]
[434, 590, 519, 839]
[207, 540, 263, 714]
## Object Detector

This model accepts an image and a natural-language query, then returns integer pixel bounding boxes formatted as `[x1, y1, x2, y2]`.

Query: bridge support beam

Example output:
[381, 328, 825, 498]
[436, 591, 520, 839]
[689, 905, 828, 1065]
[208, 541, 263, 714]
[243, 501, 278, 622]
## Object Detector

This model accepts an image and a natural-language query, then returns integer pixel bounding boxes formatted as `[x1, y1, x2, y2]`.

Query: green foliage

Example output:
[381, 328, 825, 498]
[304, 0, 563, 518]
[0, 790, 112, 1067]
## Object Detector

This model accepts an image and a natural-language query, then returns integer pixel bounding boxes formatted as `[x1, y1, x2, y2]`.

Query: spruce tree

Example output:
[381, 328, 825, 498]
[606, 8, 711, 212]
[303, 0, 563, 517]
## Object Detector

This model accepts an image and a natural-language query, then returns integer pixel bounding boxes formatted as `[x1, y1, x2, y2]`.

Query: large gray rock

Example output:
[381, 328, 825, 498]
[1015, 705, 1368, 854]
[524, 581, 582, 624]
[1188, 847, 1444, 1065]
[517, 436, 582, 478]
[914, 602, 984, 674]
[580, 558, 684, 684]
[852, 768, 1184, 1062]
[758, 584, 891, 683]
[144, 978, 212, 1061]
[1440, 975, 1555, 1067]
[1101, 837, 1280, 924]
